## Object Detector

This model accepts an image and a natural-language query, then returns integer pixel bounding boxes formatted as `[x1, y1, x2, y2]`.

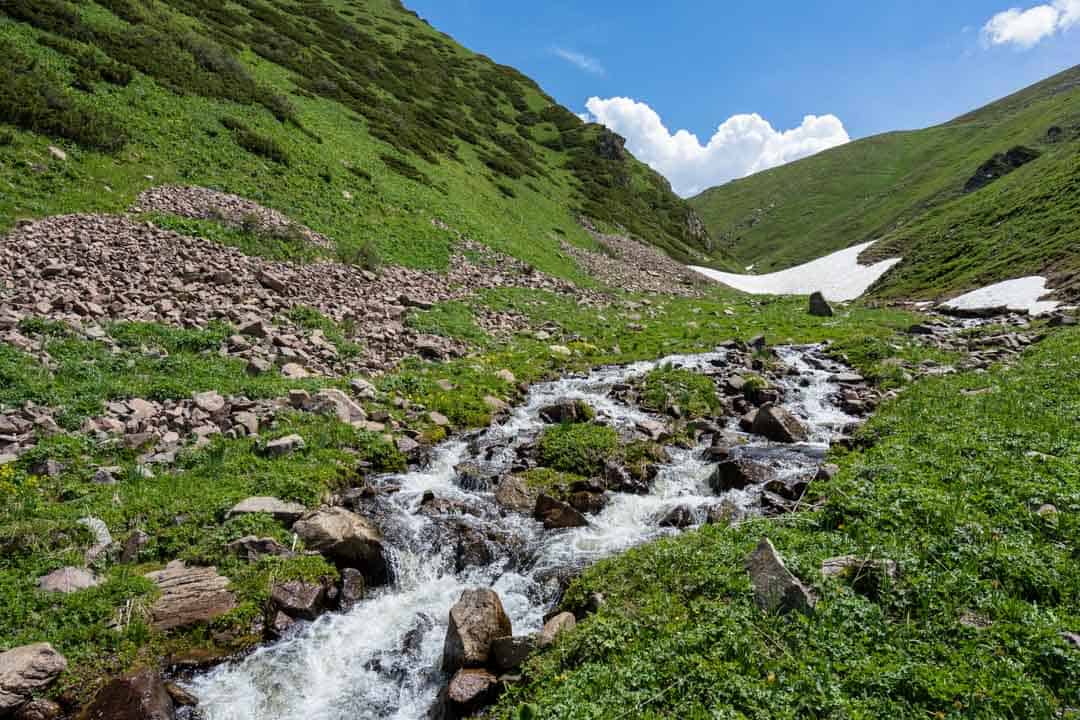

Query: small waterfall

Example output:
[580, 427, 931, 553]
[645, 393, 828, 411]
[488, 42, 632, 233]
[188, 346, 859, 720]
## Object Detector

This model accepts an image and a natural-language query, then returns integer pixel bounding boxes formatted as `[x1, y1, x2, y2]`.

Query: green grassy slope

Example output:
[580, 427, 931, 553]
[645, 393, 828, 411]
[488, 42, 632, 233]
[496, 327, 1080, 719]
[0, 0, 730, 279]
[689, 64, 1080, 298]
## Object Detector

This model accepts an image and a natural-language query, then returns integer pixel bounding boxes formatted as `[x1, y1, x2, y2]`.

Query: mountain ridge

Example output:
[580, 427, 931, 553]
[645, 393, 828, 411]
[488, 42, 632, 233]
[689, 63, 1080, 300]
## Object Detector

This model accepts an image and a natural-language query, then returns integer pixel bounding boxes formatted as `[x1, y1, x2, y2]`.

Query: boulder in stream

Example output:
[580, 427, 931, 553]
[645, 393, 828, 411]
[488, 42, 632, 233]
[752, 403, 808, 443]
[293, 507, 389, 585]
[494, 476, 538, 513]
[709, 458, 773, 493]
[534, 494, 589, 530]
[442, 588, 513, 672]
[539, 399, 594, 424]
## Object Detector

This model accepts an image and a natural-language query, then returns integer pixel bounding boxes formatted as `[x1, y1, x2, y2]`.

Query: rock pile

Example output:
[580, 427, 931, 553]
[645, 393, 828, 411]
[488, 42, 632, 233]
[134, 185, 335, 249]
[0, 211, 587, 376]
[560, 226, 711, 297]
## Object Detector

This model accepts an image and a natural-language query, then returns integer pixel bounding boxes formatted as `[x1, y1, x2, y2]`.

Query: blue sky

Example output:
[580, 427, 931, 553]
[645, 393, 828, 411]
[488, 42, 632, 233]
[407, 0, 1080, 196]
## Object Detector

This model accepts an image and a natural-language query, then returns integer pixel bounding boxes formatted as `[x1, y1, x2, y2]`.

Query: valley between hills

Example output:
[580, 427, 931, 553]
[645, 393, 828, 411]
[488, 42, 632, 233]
[0, 2, 1077, 719]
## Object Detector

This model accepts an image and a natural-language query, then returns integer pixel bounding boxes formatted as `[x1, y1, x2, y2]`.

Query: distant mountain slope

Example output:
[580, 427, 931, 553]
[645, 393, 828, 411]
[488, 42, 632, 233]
[0, 0, 730, 280]
[689, 64, 1080, 299]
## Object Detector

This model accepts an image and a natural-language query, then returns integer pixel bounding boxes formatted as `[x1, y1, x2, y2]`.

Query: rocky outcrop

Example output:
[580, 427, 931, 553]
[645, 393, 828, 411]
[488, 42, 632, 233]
[78, 668, 174, 720]
[441, 589, 512, 672]
[0, 644, 67, 717]
[494, 476, 538, 513]
[751, 404, 808, 443]
[538, 399, 593, 424]
[745, 537, 816, 615]
[144, 561, 237, 631]
[490, 636, 536, 673]
[293, 508, 388, 584]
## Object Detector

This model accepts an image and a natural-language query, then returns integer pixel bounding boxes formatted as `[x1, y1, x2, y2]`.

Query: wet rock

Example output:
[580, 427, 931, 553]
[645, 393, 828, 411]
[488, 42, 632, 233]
[709, 458, 773, 493]
[808, 291, 833, 317]
[79, 668, 174, 720]
[442, 588, 512, 672]
[763, 476, 810, 501]
[490, 636, 535, 672]
[396, 436, 421, 458]
[658, 505, 695, 528]
[163, 682, 198, 708]
[227, 536, 293, 562]
[748, 334, 767, 350]
[534, 494, 588, 530]
[752, 403, 808, 443]
[705, 500, 741, 525]
[271, 579, 328, 620]
[144, 561, 237, 631]
[537, 612, 576, 648]
[567, 488, 607, 515]
[13, 699, 62, 720]
[228, 496, 307, 525]
[37, 567, 99, 594]
[293, 507, 388, 584]
[538, 399, 593, 424]
[339, 568, 365, 609]
[454, 462, 492, 492]
[745, 537, 816, 615]
[604, 461, 648, 494]
[263, 434, 305, 457]
[821, 555, 899, 599]
[454, 525, 494, 572]
[266, 610, 295, 639]
[0, 643, 67, 716]
[635, 418, 668, 441]
[494, 476, 538, 513]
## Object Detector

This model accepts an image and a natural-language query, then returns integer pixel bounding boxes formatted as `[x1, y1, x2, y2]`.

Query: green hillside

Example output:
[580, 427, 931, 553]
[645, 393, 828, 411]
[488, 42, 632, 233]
[689, 64, 1080, 299]
[0, 0, 729, 278]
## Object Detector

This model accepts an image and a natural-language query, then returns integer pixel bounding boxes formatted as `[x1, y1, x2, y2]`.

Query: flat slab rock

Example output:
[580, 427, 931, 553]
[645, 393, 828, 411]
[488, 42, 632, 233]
[144, 561, 237, 631]
[227, 496, 307, 525]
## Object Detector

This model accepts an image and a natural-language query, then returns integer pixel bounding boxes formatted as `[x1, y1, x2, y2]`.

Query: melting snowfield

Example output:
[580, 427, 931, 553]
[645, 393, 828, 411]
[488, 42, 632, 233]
[940, 276, 1061, 316]
[689, 241, 901, 302]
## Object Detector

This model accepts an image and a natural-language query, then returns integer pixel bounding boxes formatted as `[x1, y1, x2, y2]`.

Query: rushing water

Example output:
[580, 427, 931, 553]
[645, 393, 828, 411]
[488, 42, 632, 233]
[188, 346, 859, 720]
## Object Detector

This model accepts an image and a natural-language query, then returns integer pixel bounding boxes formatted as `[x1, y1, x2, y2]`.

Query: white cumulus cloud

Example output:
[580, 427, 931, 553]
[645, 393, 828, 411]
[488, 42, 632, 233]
[552, 47, 605, 75]
[982, 0, 1080, 48]
[582, 96, 850, 198]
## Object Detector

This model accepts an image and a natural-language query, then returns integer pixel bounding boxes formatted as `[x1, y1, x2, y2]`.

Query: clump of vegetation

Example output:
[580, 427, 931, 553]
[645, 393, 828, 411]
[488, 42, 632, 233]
[637, 365, 722, 418]
[406, 301, 489, 346]
[537, 423, 619, 476]
[518, 467, 589, 494]
[148, 213, 323, 264]
[221, 117, 289, 165]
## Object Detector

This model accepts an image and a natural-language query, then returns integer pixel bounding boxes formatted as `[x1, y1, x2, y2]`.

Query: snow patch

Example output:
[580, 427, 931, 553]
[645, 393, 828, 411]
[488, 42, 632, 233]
[940, 276, 1060, 316]
[690, 241, 901, 302]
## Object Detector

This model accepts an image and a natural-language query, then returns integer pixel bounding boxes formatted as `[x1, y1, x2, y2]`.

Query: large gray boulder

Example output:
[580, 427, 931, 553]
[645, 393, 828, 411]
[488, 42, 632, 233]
[78, 668, 174, 720]
[745, 537, 816, 615]
[494, 476, 538, 513]
[441, 589, 513, 672]
[752, 404, 808, 443]
[293, 508, 388, 584]
[0, 643, 67, 716]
